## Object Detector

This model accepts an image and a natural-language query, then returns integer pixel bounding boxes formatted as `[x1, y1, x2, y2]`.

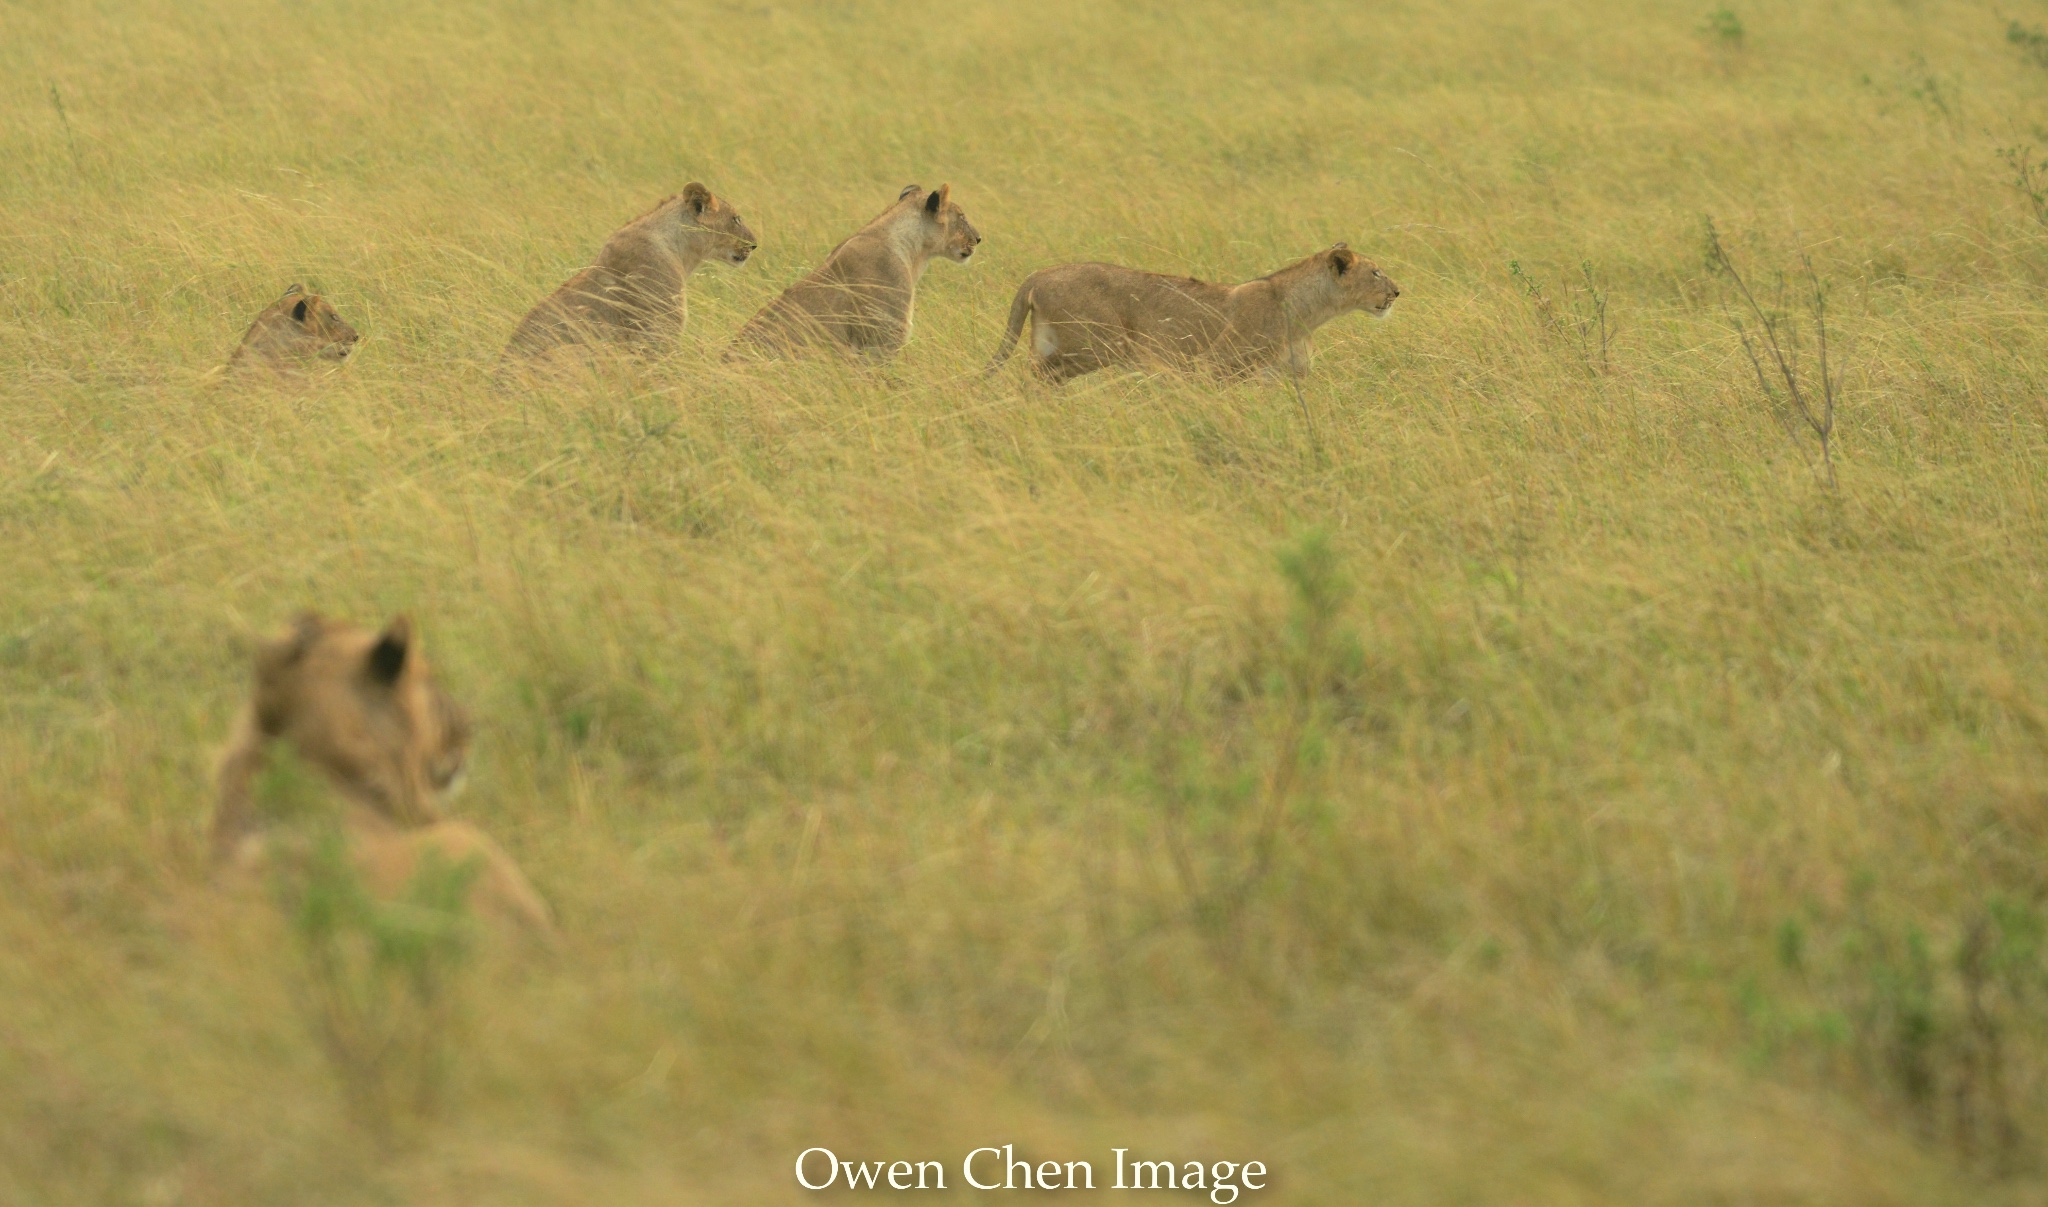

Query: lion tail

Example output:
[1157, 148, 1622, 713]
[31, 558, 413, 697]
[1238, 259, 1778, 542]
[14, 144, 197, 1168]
[981, 279, 1035, 378]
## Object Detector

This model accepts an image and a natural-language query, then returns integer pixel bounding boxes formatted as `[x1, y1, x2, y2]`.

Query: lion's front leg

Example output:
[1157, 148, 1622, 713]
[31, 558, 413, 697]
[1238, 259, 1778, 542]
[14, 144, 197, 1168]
[1282, 338, 1313, 381]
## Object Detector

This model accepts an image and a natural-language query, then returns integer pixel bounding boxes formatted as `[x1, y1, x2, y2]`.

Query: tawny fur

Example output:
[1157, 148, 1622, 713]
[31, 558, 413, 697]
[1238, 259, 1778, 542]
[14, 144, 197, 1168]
[335, 809, 556, 943]
[213, 612, 555, 942]
[225, 285, 360, 377]
[728, 184, 980, 361]
[982, 244, 1400, 384]
[502, 183, 756, 364]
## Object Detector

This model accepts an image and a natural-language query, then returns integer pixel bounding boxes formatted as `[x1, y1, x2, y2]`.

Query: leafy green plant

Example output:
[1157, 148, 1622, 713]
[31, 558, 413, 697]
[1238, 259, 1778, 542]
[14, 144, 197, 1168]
[1762, 895, 2048, 1172]
[1154, 529, 1358, 973]
[284, 828, 481, 1149]
[2009, 20, 2048, 69]
[1702, 8, 1743, 46]
[1998, 145, 2048, 228]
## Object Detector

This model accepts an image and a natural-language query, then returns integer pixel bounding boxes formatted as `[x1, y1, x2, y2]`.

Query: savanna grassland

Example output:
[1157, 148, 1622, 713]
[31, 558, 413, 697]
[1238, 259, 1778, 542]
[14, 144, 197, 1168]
[6, 0, 2048, 1202]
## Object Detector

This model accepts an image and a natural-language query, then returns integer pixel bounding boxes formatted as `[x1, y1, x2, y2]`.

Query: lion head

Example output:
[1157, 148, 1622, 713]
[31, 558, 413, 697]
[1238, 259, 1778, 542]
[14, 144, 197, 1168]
[906, 183, 981, 263]
[228, 284, 361, 373]
[239, 612, 469, 830]
[211, 613, 557, 942]
[678, 181, 759, 267]
[1327, 244, 1400, 318]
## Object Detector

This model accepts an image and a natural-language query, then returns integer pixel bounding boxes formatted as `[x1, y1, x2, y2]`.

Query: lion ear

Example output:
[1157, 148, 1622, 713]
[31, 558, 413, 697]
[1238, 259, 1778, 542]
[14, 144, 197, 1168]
[682, 182, 711, 216]
[258, 611, 323, 675]
[366, 615, 413, 687]
[254, 606, 323, 700]
[291, 299, 310, 322]
[898, 183, 924, 201]
[1329, 246, 1357, 276]
[925, 184, 949, 215]
[281, 283, 304, 298]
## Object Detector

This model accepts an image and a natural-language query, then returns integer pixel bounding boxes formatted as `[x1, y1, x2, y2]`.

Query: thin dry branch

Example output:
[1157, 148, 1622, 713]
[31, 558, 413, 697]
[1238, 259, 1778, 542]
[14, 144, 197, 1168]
[1705, 221, 1841, 489]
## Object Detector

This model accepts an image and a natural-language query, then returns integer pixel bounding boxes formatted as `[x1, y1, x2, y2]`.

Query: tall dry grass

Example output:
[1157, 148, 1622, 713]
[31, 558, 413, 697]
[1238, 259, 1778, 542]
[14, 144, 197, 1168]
[5, 0, 2048, 1202]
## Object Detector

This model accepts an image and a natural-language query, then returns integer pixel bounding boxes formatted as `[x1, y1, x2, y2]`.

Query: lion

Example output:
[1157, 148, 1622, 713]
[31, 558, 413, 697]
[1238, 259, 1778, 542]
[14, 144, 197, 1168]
[981, 244, 1399, 384]
[501, 182, 756, 364]
[728, 184, 980, 360]
[212, 612, 555, 941]
[225, 284, 360, 376]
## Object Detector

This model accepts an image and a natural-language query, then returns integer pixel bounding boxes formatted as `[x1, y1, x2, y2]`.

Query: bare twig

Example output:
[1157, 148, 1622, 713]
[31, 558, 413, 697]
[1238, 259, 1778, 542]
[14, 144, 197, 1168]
[1287, 371, 1322, 464]
[1282, 310, 1325, 464]
[48, 82, 82, 176]
[1579, 260, 1612, 374]
[1705, 220, 1841, 489]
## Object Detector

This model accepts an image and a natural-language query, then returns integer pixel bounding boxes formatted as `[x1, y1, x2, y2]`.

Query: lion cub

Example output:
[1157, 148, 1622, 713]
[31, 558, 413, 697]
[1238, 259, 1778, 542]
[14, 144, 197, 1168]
[213, 612, 554, 941]
[501, 183, 756, 365]
[729, 184, 981, 361]
[982, 244, 1399, 384]
[226, 284, 360, 376]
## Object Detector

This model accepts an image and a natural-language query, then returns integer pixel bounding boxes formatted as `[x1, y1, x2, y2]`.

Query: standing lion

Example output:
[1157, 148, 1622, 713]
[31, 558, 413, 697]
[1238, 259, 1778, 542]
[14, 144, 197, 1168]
[982, 244, 1399, 384]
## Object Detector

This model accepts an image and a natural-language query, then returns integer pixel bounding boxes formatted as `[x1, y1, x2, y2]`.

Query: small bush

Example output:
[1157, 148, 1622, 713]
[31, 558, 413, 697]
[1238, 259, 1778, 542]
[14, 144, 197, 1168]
[1703, 219, 1844, 489]
[1150, 528, 1360, 973]
[1998, 145, 2048, 228]
[1509, 258, 1614, 374]
[283, 828, 481, 1149]
[2009, 20, 2048, 69]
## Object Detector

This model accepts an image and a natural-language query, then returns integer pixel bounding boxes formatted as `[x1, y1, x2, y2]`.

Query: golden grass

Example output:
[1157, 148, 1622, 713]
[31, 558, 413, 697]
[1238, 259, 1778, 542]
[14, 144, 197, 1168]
[6, 0, 2048, 1201]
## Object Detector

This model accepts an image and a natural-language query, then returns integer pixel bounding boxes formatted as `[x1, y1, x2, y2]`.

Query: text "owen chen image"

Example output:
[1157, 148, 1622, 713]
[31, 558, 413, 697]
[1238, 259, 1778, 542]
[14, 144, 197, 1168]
[795, 1145, 1267, 1203]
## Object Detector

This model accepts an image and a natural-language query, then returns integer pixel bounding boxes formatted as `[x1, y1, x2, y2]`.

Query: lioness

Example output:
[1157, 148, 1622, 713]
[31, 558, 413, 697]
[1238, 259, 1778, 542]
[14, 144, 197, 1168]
[502, 182, 757, 363]
[728, 184, 980, 360]
[982, 244, 1399, 384]
[226, 284, 360, 376]
[213, 612, 555, 940]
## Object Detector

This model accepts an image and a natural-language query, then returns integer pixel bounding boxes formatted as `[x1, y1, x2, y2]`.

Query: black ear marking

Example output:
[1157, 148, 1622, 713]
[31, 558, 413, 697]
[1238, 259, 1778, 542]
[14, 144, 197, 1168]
[926, 190, 943, 214]
[366, 616, 412, 686]
[282, 283, 305, 297]
[899, 183, 924, 201]
[367, 635, 406, 684]
[1330, 246, 1357, 276]
[291, 299, 310, 322]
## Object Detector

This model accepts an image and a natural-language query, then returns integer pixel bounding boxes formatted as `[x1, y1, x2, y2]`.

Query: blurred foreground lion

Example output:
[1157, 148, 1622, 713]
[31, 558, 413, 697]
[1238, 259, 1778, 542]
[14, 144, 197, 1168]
[982, 243, 1399, 383]
[212, 612, 555, 942]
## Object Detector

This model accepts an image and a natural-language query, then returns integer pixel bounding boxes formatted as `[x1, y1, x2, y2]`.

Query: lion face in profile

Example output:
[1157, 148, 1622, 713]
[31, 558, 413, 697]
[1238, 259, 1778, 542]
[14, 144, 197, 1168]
[921, 184, 982, 263]
[212, 613, 557, 942]
[228, 284, 361, 373]
[242, 612, 470, 828]
[680, 181, 759, 266]
[1329, 244, 1400, 319]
